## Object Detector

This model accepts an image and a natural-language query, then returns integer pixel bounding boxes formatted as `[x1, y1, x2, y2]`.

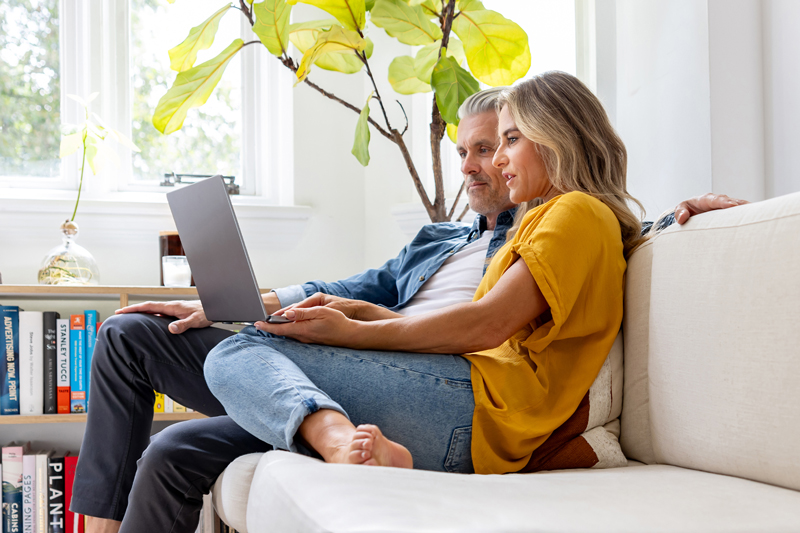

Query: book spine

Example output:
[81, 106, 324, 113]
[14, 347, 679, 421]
[56, 319, 70, 414]
[173, 400, 186, 413]
[83, 311, 97, 410]
[1, 305, 21, 415]
[48, 458, 65, 533]
[63, 457, 77, 533]
[36, 455, 49, 533]
[19, 311, 44, 415]
[3, 446, 24, 533]
[69, 316, 86, 414]
[153, 391, 165, 413]
[164, 395, 174, 413]
[22, 455, 36, 533]
[43, 312, 60, 414]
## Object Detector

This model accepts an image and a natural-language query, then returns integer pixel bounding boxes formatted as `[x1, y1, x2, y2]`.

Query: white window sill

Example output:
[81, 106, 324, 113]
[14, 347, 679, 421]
[0, 188, 312, 221]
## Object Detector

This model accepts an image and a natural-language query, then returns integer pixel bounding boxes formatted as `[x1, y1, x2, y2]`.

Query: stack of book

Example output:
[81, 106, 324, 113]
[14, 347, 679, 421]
[1, 444, 83, 533]
[1, 307, 100, 416]
[153, 391, 191, 414]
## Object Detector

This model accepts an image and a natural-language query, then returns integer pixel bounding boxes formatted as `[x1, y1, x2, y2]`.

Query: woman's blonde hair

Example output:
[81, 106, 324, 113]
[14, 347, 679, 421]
[499, 71, 644, 257]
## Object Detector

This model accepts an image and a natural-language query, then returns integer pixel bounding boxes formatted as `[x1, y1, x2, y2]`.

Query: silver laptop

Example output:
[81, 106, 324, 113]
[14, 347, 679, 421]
[166, 176, 289, 324]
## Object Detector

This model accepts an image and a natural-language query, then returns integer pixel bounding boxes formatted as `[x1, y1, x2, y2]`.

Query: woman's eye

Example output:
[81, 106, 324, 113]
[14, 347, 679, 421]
[507, 136, 517, 144]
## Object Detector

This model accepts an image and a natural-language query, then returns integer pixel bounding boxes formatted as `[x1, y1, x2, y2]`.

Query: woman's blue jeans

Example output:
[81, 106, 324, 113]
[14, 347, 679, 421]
[204, 327, 475, 473]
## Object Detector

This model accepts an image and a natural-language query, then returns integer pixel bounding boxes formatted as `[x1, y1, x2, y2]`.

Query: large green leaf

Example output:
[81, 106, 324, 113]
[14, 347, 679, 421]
[351, 91, 373, 166]
[431, 55, 479, 125]
[452, 9, 530, 86]
[365, 0, 375, 9]
[154, 39, 244, 134]
[456, 0, 483, 11]
[168, 4, 230, 72]
[287, 0, 365, 31]
[370, 0, 442, 45]
[388, 56, 431, 94]
[446, 122, 457, 143]
[289, 20, 372, 73]
[253, 0, 292, 56]
[295, 26, 366, 83]
[413, 38, 465, 83]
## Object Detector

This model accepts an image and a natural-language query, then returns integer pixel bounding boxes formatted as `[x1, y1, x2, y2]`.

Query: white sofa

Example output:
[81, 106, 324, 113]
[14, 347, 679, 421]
[211, 191, 800, 532]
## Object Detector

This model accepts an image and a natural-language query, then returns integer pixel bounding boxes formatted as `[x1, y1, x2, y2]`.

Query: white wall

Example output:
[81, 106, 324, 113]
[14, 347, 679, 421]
[604, 0, 800, 220]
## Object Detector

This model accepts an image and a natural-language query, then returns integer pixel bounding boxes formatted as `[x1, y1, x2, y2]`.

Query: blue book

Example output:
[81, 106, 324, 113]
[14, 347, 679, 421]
[1, 305, 21, 415]
[69, 315, 86, 413]
[84, 310, 98, 409]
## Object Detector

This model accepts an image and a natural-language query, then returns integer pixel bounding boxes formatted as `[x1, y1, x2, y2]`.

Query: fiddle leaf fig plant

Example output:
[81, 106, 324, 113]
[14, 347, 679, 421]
[154, 0, 531, 223]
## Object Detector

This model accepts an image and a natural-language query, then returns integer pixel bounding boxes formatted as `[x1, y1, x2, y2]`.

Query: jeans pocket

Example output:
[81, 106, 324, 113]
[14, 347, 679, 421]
[444, 426, 474, 473]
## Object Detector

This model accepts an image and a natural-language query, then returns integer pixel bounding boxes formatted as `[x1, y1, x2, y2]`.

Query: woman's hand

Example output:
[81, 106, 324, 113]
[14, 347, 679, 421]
[255, 306, 358, 345]
[277, 293, 404, 322]
[116, 300, 212, 334]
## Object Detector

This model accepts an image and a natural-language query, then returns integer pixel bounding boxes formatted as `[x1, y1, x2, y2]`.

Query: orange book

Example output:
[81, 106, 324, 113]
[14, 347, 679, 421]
[56, 318, 71, 414]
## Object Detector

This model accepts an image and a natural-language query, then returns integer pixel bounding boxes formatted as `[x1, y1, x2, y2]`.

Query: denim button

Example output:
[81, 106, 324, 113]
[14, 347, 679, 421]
[419, 275, 425, 281]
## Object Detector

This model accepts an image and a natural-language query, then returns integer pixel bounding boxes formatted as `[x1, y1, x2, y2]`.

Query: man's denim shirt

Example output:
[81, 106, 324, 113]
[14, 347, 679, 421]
[273, 209, 517, 311]
[273, 209, 675, 311]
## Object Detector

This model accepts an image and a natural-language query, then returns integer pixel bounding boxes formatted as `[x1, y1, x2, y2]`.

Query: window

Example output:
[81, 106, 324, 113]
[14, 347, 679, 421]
[0, 0, 292, 203]
[0, 0, 62, 185]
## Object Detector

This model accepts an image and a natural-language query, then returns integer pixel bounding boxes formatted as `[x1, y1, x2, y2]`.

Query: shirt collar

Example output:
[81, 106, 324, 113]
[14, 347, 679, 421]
[469, 207, 518, 239]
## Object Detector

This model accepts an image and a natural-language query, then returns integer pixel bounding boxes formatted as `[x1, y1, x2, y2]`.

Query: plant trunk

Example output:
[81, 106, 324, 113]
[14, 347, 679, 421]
[429, 98, 448, 222]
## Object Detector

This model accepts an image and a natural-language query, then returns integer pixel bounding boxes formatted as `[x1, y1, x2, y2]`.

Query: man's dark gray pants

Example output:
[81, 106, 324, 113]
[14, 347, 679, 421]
[70, 313, 271, 532]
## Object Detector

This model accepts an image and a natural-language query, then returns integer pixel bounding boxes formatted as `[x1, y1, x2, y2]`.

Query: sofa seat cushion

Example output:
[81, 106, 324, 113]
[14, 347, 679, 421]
[243, 451, 800, 533]
[212, 452, 262, 533]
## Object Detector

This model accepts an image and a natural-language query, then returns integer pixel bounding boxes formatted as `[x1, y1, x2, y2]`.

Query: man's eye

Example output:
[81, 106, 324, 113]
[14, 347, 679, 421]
[458, 151, 466, 159]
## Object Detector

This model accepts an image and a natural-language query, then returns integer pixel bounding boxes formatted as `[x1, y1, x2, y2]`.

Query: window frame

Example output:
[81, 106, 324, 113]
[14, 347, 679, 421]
[0, 0, 294, 204]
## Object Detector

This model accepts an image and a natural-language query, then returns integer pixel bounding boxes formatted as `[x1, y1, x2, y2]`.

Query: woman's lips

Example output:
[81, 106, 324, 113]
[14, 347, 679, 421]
[502, 172, 516, 181]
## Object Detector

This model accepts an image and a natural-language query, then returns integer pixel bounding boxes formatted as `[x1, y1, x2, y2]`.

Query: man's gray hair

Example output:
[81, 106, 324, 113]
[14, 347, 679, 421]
[457, 86, 509, 120]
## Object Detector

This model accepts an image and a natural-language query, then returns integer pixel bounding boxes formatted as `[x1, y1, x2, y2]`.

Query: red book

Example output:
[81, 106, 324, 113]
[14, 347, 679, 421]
[56, 318, 71, 414]
[64, 456, 85, 533]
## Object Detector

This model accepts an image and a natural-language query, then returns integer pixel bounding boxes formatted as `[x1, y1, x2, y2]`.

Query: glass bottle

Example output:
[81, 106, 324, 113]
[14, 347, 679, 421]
[37, 221, 100, 285]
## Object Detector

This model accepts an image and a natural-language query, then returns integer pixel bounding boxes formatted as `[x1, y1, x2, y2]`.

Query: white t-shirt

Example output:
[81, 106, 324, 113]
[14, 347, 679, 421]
[398, 231, 493, 316]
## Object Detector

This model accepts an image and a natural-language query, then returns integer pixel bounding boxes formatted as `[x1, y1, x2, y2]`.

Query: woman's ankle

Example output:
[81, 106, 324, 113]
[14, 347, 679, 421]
[298, 408, 356, 462]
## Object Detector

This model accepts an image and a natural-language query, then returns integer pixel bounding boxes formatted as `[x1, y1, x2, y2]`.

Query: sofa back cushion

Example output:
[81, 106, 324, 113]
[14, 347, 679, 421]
[620, 241, 657, 464]
[642, 192, 800, 491]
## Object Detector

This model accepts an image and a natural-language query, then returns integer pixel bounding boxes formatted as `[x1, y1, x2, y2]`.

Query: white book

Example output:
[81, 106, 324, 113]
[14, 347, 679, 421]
[36, 454, 50, 533]
[19, 311, 44, 415]
[164, 395, 174, 413]
[23, 455, 36, 533]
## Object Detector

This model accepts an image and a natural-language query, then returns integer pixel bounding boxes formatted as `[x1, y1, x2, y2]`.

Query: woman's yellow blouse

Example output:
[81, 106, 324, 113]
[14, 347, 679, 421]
[464, 191, 626, 474]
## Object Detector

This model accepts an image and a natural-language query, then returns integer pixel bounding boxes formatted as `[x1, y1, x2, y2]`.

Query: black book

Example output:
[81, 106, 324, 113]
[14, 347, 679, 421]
[48, 457, 65, 533]
[43, 312, 60, 414]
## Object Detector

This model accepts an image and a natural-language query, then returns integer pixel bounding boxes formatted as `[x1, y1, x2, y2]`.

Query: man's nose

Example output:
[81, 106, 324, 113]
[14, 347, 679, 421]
[461, 154, 480, 175]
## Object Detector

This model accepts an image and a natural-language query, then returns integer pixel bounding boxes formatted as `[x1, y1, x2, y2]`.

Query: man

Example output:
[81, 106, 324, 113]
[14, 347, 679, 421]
[75, 87, 745, 533]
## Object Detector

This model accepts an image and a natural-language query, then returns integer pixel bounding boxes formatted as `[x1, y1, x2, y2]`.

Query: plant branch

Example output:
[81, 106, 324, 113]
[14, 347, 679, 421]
[447, 181, 465, 219]
[358, 51, 393, 133]
[396, 100, 409, 135]
[71, 133, 87, 222]
[429, 96, 447, 220]
[392, 130, 437, 220]
[456, 203, 470, 222]
[439, 0, 457, 57]
[279, 56, 394, 141]
[237, 0, 254, 26]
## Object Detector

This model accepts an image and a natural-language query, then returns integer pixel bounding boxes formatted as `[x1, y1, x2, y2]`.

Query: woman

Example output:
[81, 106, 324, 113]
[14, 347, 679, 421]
[204, 71, 643, 475]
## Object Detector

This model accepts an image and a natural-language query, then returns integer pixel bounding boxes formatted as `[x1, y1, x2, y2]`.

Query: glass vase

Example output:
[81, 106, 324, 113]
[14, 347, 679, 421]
[37, 221, 100, 285]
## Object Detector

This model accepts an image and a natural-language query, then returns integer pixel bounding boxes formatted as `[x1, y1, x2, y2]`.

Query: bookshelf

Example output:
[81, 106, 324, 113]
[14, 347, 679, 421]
[0, 284, 269, 452]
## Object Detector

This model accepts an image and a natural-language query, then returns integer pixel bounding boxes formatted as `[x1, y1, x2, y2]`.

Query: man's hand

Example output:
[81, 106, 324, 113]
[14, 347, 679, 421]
[255, 306, 357, 345]
[675, 193, 748, 224]
[115, 300, 212, 334]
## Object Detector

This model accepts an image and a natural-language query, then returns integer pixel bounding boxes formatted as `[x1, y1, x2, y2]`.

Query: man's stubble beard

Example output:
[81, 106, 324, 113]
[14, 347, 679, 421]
[465, 175, 511, 217]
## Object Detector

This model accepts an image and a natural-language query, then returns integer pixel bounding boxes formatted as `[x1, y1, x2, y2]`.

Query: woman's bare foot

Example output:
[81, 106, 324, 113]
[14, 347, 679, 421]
[341, 424, 413, 468]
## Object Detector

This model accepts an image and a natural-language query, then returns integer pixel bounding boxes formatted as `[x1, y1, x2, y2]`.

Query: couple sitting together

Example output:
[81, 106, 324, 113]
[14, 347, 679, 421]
[72, 71, 746, 532]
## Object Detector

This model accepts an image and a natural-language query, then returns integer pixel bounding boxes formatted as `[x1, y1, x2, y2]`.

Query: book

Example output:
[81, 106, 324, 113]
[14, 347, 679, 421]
[154, 391, 165, 413]
[36, 454, 50, 533]
[19, 311, 44, 415]
[43, 312, 61, 414]
[69, 316, 86, 414]
[48, 457, 65, 533]
[83, 311, 97, 409]
[173, 400, 186, 413]
[3, 445, 23, 533]
[22, 454, 36, 533]
[55, 319, 70, 415]
[64, 456, 83, 533]
[164, 394, 174, 413]
[1, 305, 21, 415]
